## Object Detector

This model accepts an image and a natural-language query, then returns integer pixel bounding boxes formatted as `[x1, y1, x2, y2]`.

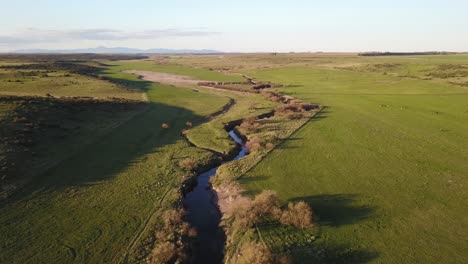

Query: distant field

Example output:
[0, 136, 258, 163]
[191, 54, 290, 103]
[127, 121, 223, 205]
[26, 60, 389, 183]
[0, 63, 144, 100]
[237, 57, 468, 263]
[105, 60, 244, 83]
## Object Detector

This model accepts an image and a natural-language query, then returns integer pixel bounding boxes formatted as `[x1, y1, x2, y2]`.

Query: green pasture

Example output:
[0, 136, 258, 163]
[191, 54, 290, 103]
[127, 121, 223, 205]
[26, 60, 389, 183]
[241, 61, 468, 263]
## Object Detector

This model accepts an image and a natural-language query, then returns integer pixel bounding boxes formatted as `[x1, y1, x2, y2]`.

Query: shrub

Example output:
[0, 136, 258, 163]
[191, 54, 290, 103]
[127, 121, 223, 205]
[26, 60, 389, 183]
[150, 208, 192, 263]
[260, 90, 283, 102]
[226, 190, 282, 230]
[245, 136, 262, 153]
[266, 142, 275, 150]
[279, 201, 314, 228]
[233, 241, 273, 264]
[239, 117, 260, 133]
[162, 209, 185, 230]
[253, 190, 281, 216]
[275, 102, 317, 117]
[228, 198, 259, 230]
[161, 122, 169, 129]
[149, 241, 176, 264]
[285, 111, 304, 120]
[179, 158, 196, 171]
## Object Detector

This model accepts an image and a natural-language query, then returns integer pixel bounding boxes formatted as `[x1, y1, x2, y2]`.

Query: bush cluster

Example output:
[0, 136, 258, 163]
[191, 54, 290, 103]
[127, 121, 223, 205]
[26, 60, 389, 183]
[275, 102, 317, 120]
[245, 136, 263, 153]
[149, 209, 196, 264]
[225, 189, 314, 230]
[239, 117, 260, 133]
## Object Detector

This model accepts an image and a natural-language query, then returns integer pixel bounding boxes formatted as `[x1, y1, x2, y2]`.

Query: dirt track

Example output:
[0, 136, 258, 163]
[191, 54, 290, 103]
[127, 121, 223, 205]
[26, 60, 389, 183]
[125, 70, 206, 86]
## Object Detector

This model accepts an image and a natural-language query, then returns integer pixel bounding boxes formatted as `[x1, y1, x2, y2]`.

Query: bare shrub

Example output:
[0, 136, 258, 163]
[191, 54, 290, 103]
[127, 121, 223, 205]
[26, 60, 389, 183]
[239, 117, 260, 133]
[266, 142, 275, 150]
[162, 208, 185, 230]
[285, 111, 304, 120]
[233, 241, 273, 264]
[245, 136, 262, 153]
[279, 201, 314, 228]
[179, 158, 196, 171]
[253, 190, 281, 216]
[228, 198, 259, 230]
[149, 241, 176, 264]
[275, 102, 317, 118]
[161, 122, 169, 129]
[150, 208, 192, 263]
[275, 102, 316, 120]
[260, 90, 282, 102]
[226, 190, 281, 230]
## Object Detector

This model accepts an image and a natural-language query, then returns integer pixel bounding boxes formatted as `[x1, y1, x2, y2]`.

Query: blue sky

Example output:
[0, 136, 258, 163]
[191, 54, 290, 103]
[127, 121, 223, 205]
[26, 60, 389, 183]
[1, 0, 467, 52]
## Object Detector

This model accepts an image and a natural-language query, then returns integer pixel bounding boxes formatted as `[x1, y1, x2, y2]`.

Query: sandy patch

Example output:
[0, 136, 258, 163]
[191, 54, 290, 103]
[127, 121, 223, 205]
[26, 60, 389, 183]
[125, 70, 207, 86]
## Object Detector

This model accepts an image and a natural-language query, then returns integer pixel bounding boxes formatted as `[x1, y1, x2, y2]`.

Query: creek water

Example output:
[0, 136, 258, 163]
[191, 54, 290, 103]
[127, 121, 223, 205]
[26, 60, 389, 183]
[184, 130, 247, 264]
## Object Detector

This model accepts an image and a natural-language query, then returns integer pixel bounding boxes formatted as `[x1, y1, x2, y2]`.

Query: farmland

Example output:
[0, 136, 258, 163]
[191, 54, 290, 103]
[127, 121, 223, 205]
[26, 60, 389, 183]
[0, 53, 467, 264]
[0, 58, 242, 263]
[236, 55, 468, 263]
[165, 53, 468, 263]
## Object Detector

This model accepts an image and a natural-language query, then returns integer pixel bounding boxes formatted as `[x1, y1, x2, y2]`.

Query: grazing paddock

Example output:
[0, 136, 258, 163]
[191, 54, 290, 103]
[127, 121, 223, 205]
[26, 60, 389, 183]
[0, 61, 237, 263]
[237, 56, 468, 263]
[1, 54, 467, 263]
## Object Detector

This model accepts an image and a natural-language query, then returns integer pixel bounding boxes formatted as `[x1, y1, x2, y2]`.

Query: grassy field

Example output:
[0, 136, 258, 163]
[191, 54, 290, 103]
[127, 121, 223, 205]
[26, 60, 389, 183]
[0, 60, 248, 263]
[0, 63, 144, 100]
[1, 54, 467, 263]
[235, 56, 468, 263]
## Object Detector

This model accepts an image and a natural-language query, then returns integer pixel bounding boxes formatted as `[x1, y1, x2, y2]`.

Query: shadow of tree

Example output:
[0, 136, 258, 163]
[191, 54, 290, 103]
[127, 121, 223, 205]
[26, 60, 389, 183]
[289, 241, 379, 264]
[258, 219, 378, 264]
[291, 194, 375, 227]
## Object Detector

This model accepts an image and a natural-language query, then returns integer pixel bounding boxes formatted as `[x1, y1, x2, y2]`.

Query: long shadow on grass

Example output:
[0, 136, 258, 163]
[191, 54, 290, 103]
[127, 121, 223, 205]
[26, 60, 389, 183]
[259, 221, 378, 264]
[259, 193, 377, 263]
[2, 101, 209, 202]
[291, 194, 375, 227]
[288, 240, 378, 264]
[0, 64, 221, 263]
[0, 69, 211, 202]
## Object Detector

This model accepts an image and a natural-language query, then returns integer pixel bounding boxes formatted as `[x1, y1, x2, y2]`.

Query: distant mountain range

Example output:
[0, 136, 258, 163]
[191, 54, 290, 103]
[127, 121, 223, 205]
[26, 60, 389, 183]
[12, 46, 223, 54]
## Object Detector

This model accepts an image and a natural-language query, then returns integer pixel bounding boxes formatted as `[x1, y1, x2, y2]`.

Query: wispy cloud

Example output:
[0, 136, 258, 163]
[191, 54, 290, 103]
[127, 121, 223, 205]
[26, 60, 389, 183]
[0, 28, 219, 45]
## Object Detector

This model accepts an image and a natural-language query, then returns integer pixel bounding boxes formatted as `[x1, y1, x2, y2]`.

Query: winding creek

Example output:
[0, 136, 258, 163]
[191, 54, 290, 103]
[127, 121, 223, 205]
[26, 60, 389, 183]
[184, 130, 247, 264]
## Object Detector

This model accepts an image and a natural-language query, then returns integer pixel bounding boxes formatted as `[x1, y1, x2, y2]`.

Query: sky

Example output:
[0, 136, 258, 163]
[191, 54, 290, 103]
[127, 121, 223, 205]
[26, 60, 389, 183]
[0, 0, 467, 52]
